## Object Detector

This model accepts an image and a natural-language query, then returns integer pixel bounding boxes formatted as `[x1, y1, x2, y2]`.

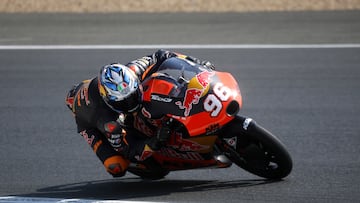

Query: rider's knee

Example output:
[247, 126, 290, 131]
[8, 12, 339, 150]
[104, 155, 130, 177]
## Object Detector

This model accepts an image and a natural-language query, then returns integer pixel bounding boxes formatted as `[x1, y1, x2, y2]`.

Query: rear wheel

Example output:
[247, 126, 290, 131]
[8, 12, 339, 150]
[128, 167, 169, 180]
[220, 116, 292, 179]
[127, 158, 170, 180]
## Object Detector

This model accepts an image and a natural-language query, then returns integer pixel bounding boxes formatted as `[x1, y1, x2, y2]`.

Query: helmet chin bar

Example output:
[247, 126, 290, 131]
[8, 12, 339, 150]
[103, 98, 122, 113]
[103, 95, 141, 113]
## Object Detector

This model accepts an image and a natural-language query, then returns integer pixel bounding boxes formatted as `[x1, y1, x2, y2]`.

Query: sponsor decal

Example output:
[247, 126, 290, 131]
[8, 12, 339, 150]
[80, 130, 94, 146]
[176, 71, 214, 116]
[77, 80, 91, 107]
[160, 148, 204, 161]
[136, 144, 153, 161]
[151, 94, 173, 103]
[175, 88, 203, 116]
[205, 123, 220, 135]
[117, 81, 128, 91]
[223, 137, 237, 149]
[104, 122, 118, 133]
[141, 107, 152, 119]
[196, 70, 214, 88]
[243, 118, 253, 130]
[66, 97, 74, 106]
[168, 133, 209, 152]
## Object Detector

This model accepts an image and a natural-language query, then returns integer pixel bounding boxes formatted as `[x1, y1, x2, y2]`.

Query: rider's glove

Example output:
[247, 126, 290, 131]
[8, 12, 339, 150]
[154, 49, 177, 64]
[148, 118, 173, 150]
[156, 118, 173, 143]
[185, 55, 215, 70]
[107, 133, 124, 149]
[104, 121, 127, 151]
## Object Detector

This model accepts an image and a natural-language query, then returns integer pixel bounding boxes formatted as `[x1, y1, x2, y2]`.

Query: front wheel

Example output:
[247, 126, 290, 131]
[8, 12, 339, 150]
[220, 116, 293, 179]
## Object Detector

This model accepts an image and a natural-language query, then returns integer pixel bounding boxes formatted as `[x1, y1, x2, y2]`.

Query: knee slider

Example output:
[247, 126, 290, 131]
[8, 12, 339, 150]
[104, 155, 130, 177]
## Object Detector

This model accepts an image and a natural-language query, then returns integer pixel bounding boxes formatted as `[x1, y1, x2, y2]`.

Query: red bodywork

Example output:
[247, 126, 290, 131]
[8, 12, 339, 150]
[136, 59, 242, 170]
[172, 72, 242, 136]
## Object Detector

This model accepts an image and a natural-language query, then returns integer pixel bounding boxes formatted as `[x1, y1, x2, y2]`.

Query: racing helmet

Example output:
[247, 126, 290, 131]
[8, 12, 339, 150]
[98, 64, 142, 113]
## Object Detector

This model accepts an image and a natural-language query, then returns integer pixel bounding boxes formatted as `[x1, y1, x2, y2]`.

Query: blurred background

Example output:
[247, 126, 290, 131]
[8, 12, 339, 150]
[0, 0, 360, 13]
[0, 1, 359, 202]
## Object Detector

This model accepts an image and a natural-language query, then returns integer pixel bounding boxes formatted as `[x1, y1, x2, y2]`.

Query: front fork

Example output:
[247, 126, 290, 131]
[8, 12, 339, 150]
[215, 116, 256, 165]
[215, 138, 247, 166]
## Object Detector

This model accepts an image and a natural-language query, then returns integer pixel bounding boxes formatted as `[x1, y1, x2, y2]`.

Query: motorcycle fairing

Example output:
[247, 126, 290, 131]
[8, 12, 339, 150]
[141, 68, 242, 136]
[142, 73, 184, 119]
[152, 135, 220, 170]
[173, 71, 242, 136]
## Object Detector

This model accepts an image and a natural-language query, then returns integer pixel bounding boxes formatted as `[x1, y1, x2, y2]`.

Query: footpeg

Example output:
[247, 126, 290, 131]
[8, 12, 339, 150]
[215, 155, 232, 168]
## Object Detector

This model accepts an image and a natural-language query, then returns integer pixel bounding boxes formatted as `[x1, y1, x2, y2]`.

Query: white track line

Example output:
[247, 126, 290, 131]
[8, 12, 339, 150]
[0, 196, 161, 203]
[0, 44, 359, 50]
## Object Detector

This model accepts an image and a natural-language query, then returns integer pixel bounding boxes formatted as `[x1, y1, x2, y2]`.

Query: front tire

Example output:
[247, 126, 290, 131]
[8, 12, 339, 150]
[220, 116, 292, 179]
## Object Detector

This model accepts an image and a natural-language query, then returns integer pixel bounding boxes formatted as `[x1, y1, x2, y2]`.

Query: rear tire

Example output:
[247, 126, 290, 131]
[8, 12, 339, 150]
[221, 116, 292, 179]
[127, 157, 170, 180]
[128, 168, 169, 180]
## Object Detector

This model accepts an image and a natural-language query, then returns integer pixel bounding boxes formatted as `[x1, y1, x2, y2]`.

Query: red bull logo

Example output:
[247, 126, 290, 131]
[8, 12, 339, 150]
[196, 70, 214, 88]
[136, 144, 153, 161]
[168, 133, 209, 152]
[176, 71, 214, 116]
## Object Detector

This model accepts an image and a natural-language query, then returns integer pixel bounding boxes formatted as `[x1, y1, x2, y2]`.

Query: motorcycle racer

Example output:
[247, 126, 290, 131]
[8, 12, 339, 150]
[65, 49, 214, 177]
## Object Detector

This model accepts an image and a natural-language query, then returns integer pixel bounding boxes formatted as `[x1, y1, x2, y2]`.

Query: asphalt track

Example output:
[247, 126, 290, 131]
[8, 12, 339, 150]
[0, 11, 360, 202]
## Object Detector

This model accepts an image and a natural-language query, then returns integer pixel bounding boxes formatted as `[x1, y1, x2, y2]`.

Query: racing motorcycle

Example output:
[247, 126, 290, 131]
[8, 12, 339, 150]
[127, 57, 292, 180]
